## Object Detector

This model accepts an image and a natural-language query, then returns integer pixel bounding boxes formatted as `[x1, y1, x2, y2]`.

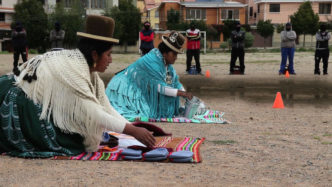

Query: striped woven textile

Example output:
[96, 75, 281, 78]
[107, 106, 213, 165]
[128, 110, 228, 124]
[53, 137, 205, 163]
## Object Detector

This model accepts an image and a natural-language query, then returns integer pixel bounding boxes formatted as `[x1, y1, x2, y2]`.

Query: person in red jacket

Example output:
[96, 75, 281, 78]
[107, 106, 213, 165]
[186, 22, 201, 74]
[139, 21, 154, 56]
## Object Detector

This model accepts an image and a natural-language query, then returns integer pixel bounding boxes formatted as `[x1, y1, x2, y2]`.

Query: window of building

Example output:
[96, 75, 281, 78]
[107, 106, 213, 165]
[0, 13, 4, 22]
[186, 9, 206, 20]
[155, 10, 159, 18]
[91, 0, 106, 9]
[221, 9, 239, 20]
[269, 4, 280, 13]
[257, 5, 260, 13]
[319, 3, 331, 14]
[250, 7, 253, 17]
[155, 23, 159, 29]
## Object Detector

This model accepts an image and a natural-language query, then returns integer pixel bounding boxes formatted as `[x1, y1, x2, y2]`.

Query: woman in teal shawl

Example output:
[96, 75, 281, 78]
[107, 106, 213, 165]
[106, 31, 193, 119]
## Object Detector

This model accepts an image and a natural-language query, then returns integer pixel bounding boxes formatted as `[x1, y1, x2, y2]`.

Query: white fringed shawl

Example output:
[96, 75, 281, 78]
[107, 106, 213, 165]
[16, 49, 126, 151]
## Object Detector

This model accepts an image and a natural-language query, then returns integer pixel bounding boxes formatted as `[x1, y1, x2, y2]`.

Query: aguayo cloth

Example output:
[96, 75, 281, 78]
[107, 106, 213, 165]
[2, 49, 128, 153]
[0, 75, 85, 157]
[53, 136, 205, 163]
[106, 48, 183, 119]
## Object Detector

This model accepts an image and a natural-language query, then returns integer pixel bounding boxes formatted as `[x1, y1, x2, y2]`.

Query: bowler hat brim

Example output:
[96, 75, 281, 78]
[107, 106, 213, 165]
[77, 32, 119, 43]
[161, 35, 184, 54]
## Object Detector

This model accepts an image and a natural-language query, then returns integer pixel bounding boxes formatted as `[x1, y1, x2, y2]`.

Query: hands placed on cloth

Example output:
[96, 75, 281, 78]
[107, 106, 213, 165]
[177, 90, 193, 100]
[123, 123, 156, 147]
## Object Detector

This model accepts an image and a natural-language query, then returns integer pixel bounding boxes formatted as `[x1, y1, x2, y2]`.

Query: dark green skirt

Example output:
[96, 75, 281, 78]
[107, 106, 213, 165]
[0, 75, 85, 158]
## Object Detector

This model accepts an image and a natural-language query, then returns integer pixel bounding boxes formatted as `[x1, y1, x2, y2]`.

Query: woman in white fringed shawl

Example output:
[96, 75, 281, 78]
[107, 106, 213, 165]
[0, 15, 155, 158]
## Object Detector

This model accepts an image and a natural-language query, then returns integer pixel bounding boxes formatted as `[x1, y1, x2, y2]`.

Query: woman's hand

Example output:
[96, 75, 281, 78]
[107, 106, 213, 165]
[123, 123, 155, 147]
[177, 90, 193, 100]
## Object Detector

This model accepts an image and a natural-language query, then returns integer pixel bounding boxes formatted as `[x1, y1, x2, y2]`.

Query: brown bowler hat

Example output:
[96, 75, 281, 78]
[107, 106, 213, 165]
[77, 15, 119, 43]
[162, 31, 185, 53]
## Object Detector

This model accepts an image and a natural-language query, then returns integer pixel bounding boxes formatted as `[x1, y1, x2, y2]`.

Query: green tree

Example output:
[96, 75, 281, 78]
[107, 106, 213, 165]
[276, 24, 284, 33]
[166, 8, 180, 30]
[257, 20, 274, 49]
[105, 0, 141, 52]
[48, 0, 85, 48]
[290, 1, 319, 47]
[222, 20, 238, 41]
[13, 0, 48, 52]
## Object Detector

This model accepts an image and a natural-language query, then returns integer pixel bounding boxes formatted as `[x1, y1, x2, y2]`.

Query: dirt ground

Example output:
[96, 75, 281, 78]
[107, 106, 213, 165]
[0, 51, 331, 186]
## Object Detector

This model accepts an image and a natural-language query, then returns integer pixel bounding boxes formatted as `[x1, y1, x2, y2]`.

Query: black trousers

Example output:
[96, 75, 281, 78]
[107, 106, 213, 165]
[230, 47, 245, 73]
[315, 49, 329, 74]
[186, 49, 201, 73]
[13, 47, 27, 67]
[141, 48, 153, 56]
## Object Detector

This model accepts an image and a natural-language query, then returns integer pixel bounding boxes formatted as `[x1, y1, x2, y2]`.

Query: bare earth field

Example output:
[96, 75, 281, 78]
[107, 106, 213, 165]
[0, 51, 331, 186]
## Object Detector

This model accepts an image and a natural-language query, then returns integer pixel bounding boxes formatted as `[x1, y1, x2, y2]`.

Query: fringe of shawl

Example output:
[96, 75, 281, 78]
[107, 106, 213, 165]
[16, 49, 116, 151]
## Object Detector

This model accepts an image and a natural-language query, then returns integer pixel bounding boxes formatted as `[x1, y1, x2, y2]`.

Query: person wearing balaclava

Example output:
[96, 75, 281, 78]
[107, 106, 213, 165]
[50, 21, 65, 50]
[185, 22, 201, 74]
[230, 22, 245, 74]
[314, 24, 330, 75]
[279, 22, 297, 75]
[139, 21, 154, 56]
[11, 21, 28, 75]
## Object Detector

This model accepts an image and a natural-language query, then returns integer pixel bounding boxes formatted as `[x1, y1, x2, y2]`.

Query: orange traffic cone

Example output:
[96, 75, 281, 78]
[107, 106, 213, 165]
[273, 92, 284, 109]
[285, 70, 290, 78]
[205, 70, 211, 78]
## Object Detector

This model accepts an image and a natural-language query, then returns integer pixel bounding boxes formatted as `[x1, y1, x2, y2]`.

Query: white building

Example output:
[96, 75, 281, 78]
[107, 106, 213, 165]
[44, 0, 119, 14]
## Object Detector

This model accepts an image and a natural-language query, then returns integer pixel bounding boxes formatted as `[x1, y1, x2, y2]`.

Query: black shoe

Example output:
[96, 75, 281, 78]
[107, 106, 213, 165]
[13, 67, 20, 76]
[323, 72, 328, 75]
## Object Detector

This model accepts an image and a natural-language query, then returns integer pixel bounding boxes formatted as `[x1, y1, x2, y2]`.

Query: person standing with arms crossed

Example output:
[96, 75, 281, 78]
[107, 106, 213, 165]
[50, 21, 65, 51]
[279, 22, 297, 75]
[314, 24, 330, 75]
[230, 22, 245, 74]
[12, 21, 28, 75]
[186, 22, 201, 74]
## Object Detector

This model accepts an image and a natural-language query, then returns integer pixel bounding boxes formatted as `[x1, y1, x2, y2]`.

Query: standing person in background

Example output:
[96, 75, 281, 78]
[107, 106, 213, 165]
[50, 21, 65, 51]
[186, 22, 201, 74]
[12, 21, 28, 75]
[314, 24, 330, 75]
[279, 22, 297, 75]
[230, 22, 245, 75]
[139, 21, 154, 56]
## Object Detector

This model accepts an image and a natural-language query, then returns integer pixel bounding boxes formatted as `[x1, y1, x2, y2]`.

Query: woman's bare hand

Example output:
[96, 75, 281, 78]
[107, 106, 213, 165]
[178, 90, 193, 100]
[123, 123, 155, 147]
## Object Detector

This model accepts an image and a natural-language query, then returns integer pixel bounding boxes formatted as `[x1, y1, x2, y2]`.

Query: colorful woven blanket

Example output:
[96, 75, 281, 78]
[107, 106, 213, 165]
[53, 137, 205, 163]
[128, 110, 228, 124]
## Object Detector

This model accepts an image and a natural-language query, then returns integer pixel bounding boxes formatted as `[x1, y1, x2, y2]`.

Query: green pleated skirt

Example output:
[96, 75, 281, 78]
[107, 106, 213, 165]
[0, 74, 85, 157]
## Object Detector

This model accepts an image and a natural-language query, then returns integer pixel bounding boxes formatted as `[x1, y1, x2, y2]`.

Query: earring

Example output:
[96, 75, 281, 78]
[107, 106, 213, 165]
[93, 62, 97, 68]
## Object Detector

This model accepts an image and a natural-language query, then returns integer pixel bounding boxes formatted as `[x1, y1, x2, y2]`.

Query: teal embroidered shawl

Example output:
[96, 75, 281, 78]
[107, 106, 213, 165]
[106, 48, 183, 119]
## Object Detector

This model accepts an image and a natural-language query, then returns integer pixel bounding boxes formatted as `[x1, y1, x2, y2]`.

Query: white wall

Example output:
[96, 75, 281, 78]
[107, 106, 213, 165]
[1, 0, 18, 8]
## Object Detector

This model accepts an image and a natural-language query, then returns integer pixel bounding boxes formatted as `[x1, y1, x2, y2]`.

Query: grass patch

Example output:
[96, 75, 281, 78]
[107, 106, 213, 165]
[313, 136, 321, 141]
[321, 142, 332, 145]
[211, 140, 237, 145]
[322, 133, 332, 137]
[0, 51, 10, 54]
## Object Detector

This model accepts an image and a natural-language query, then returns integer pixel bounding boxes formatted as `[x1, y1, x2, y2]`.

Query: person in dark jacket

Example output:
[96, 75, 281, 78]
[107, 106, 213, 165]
[314, 24, 330, 75]
[230, 22, 245, 74]
[11, 21, 28, 75]
[139, 21, 154, 56]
